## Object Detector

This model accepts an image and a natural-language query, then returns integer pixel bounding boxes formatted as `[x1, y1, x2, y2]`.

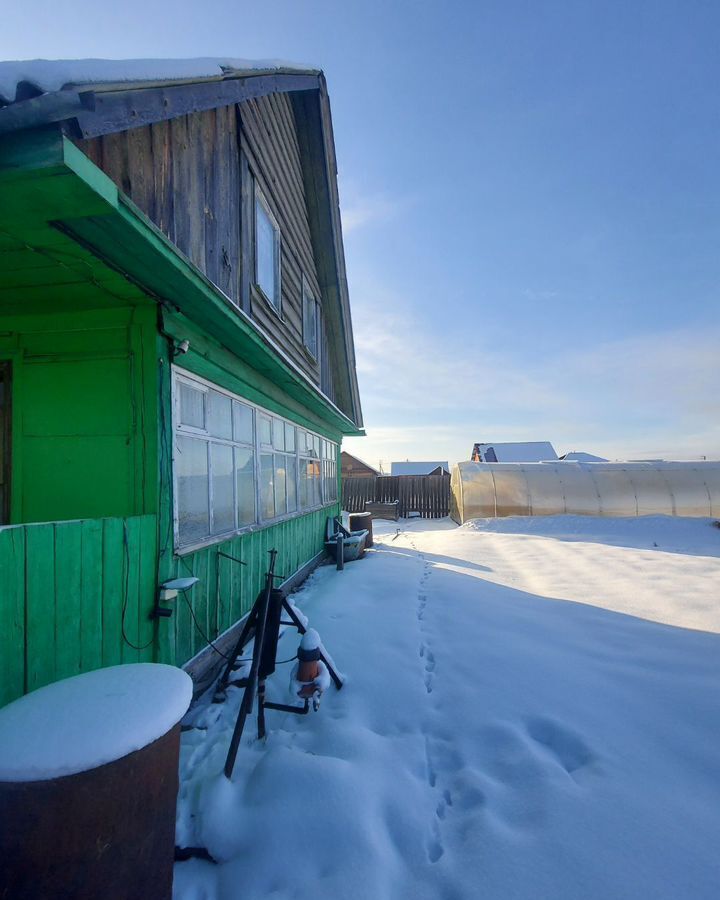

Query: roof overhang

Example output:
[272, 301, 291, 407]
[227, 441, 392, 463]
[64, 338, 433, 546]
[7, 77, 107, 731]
[0, 126, 363, 437]
[0, 71, 323, 138]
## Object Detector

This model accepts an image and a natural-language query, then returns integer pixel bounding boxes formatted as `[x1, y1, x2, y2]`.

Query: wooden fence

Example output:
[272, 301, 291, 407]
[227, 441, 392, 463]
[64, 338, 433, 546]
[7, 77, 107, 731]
[342, 474, 451, 518]
[0, 514, 157, 707]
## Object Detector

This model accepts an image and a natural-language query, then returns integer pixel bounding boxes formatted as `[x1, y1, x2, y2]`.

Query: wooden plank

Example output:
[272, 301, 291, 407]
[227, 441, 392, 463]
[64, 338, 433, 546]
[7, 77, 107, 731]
[25, 523, 56, 692]
[202, 110, 220, 291]
[102, 517, 124, 667]
[150, 119, 174, 236]
[120, 516, 141, 663]
[0, 526, 26, 706]
[239, 146, 252, 315]
[73, 73, 321, 139]
[137, 515, 157, 661]
[215, 105, 240, 303]
[54, 521, 83, 681]
[80, 518, 104, 672]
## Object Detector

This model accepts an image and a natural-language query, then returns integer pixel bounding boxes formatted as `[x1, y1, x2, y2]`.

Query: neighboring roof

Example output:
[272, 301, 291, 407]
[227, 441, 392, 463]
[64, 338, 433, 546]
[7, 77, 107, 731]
[341, 451, 379, 475]
[560, 451, 608, 462]
[391, 461, 450, 476]
[0, 57, 319, 106]
[473, 442, 558, 462]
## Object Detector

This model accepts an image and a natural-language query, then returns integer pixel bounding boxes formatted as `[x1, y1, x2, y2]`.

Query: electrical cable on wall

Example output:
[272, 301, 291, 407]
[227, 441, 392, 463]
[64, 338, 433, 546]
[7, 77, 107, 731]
[120, 521, 155, 652]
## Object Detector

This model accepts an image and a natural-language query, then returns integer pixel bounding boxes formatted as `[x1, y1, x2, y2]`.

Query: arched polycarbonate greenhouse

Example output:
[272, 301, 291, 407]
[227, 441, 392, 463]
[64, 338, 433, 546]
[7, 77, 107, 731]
[450, 461, 720, 524]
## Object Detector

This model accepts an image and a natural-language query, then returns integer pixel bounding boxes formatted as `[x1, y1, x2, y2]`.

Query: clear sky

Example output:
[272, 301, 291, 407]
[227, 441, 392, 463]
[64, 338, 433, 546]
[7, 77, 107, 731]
[3, 0, 718, 467]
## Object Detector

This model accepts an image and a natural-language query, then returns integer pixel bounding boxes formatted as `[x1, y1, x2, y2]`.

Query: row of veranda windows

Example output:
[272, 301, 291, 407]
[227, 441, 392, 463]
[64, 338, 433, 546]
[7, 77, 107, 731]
[173, 370, 338, 549]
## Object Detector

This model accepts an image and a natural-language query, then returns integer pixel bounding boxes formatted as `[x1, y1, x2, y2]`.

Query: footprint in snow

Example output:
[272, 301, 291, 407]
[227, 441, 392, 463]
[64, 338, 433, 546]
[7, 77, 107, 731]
[525, 716, 596, 778]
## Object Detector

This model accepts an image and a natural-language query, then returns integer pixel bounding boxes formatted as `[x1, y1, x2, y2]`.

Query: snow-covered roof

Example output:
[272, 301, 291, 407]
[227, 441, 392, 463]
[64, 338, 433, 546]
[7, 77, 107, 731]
[473, 442, 558, 463]
[560, 451, 608, 462]
[391, 461, 449, 476]
[0, 57, 319, 106]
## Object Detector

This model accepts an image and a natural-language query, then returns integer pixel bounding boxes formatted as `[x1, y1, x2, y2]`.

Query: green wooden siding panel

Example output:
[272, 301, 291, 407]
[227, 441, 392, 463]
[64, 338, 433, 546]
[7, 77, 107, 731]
[0, 527, 25, 706]
[101, 517, 125, 668]
[1, 306, 158, 525]
[24, 523, 56, 692]
[53, 521, 83, 681]
[0, 514, 157, 707]
[137, 515, 158, 658]
[80, 518, 103, 672]
[23, 436, 132, 522]
[156, 505, 336, 668]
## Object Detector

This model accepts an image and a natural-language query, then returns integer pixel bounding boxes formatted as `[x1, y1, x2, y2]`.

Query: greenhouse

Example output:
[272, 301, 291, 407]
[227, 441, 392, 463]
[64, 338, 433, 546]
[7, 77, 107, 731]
[450, 461, 720, 524]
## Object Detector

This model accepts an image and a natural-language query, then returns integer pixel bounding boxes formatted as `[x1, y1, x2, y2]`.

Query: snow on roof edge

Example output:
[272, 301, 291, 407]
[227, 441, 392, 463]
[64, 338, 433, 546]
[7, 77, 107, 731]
[390, 461, 450, 476]
[0, 57, 321, 106]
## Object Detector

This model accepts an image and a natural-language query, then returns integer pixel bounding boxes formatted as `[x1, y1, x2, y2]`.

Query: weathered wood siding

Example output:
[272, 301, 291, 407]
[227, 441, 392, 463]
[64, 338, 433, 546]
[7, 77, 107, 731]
[76, 108, 240, 303]
[73, 96, 337, 403]
[239, 94, 325, 390]
[0, 514, 157, 707]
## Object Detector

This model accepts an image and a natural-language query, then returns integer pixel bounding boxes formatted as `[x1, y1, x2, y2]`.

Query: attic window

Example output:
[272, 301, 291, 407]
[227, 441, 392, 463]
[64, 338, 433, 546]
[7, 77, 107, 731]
[302, 278, 320, 360]
[254, 184, 281, 312]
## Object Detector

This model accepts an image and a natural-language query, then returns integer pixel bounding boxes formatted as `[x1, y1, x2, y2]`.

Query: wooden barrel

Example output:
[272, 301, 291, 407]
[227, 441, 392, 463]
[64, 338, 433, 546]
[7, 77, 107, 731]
[0, 664, 192, 900]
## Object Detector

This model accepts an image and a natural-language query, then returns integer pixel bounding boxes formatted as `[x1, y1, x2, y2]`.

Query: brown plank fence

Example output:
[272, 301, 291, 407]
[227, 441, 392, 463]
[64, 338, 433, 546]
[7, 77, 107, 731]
[342, 474, 451, 518]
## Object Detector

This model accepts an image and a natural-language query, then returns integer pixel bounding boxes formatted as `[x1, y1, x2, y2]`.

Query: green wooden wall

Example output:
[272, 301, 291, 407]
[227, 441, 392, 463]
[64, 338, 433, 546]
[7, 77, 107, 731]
[0, 514, 157, 707]
[155, 507, 333, 667]
[0, 304, 157, 524]
[155, 312, 342, 668]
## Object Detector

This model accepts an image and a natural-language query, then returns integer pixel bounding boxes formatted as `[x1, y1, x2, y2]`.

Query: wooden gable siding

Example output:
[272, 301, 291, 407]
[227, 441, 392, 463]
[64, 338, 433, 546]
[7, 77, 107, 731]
[238, 93, 328, 395]
[72, 96, 338, 404]
[74, 107, 240, 303]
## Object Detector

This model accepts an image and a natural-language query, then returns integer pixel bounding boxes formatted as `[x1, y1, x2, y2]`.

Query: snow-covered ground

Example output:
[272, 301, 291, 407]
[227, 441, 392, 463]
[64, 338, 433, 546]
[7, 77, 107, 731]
[174, 515, 720, 900]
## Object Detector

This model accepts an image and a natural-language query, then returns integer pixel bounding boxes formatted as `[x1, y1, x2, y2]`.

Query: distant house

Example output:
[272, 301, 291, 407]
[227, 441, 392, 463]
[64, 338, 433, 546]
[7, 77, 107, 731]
[341, 451, 378, 478]
[390, 461, 450, 476]
[560, 451, 608, 462]
[471, 442, 557, 463]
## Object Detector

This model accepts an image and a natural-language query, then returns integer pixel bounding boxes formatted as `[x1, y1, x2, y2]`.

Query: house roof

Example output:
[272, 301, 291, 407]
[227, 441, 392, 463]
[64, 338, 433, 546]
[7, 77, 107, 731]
[0, 57, 363, 429]
[341, 451, 379, 474]
[473, 442, 558, 462]
[0, 58, 319, 105]
[390, 461, 449, 476]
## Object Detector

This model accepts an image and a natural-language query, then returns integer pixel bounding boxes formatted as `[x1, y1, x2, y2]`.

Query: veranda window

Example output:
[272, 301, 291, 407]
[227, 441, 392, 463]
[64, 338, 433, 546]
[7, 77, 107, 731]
[173, 370, 338, 550]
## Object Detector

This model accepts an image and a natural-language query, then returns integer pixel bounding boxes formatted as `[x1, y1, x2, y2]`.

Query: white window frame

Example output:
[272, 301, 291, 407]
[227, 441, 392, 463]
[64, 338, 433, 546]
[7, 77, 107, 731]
[171, 367, 338, 554]
[254, 182, 282, 314]
[302, 275, 320, 362]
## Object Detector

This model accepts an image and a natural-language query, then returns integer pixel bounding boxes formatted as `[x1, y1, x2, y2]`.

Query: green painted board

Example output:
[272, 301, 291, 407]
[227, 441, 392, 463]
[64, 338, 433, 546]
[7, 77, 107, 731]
[0, 527, 26, 705]
[80, 518, 104, 673]
[101, 517, 125, 668]
[53, 522, 83, 681]
[24, 523, 56, 692]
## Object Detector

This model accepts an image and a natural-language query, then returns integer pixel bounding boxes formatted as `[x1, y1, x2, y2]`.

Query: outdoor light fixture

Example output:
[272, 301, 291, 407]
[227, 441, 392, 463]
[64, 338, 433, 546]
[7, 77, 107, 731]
[173, 339, 190, 357]
[152, 576, 199, 619]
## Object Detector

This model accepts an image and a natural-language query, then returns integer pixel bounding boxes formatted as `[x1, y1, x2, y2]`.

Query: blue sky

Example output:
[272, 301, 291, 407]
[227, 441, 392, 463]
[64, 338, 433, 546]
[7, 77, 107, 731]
[3, 0, 718, 466]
